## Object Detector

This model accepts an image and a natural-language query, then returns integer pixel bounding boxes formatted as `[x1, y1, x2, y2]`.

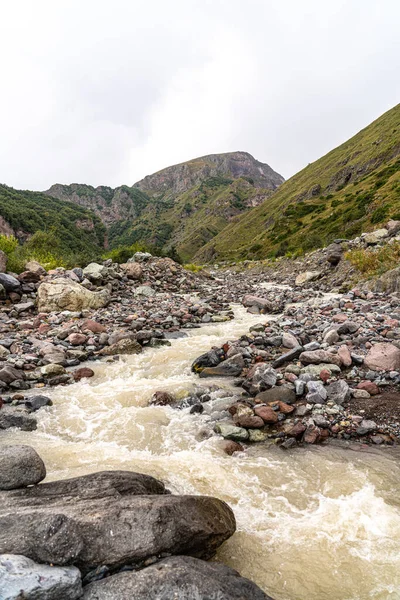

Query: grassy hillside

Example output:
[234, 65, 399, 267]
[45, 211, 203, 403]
[47, 152, 284, 262]
[0, 185, 106, 265]
[109, 176, 275, 262]
[194, 104, 400, 263]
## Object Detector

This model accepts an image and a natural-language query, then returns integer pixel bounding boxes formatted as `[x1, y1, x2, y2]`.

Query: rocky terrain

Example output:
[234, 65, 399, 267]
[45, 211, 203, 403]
[45, 151, 284, 261]
[0, 446, 271, 599]
[0, 219, 400, 598]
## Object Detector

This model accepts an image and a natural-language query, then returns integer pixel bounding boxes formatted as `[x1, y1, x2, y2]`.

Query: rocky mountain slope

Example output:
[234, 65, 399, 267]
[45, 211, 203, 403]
[45, 152, 284, 262]
[194, 104, 400, 263]
[0, 184, 105, 256]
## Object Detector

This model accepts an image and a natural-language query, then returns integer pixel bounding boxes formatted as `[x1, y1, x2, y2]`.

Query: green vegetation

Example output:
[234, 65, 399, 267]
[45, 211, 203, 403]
[345, 241, 400, 277]
[184, 263, 204, 273]
[194, 104, 400, 262]
[0, 184, 106, 270]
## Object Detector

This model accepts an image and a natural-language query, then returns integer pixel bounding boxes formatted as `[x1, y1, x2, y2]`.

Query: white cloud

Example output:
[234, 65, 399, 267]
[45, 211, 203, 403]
[0, 0, 398, 189]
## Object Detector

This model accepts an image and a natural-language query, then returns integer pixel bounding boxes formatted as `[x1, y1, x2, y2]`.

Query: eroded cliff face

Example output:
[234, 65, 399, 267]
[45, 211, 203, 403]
[45, 152, 284, 227]
[133, 151, 284, 198]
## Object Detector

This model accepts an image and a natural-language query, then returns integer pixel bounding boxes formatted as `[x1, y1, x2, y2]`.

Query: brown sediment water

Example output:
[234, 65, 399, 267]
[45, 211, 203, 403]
[1, 306, 400, 600]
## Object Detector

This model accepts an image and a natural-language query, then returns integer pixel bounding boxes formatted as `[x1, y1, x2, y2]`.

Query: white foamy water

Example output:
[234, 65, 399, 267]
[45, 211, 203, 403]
[1, 305, 400, 599]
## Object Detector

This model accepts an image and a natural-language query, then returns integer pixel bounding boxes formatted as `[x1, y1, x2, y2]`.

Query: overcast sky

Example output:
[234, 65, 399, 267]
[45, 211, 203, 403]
[0, 0, 399, 191]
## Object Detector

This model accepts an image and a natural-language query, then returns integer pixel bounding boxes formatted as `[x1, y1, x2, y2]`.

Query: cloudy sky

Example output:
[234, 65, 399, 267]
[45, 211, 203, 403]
[0, 0, 399, 191]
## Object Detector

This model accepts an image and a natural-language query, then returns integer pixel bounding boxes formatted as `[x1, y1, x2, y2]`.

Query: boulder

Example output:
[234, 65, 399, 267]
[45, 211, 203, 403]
[0, 554, 82, 600]
[82, 263, 107, 283]
[364, 343, 400, 371]
[18, 270, 41, 283]
[214, 423, 249, 442]
[73, 368, 95, 381]
[0, 274, 21, 293]
[386, 220, 400, 235]
[295, 271, 321, 286]
[299, 349, 342, 367]
[128, 252, 152, 262]
[0, 471, 235, 571]
[371, 266, 400, 294]
[255, 386, 296, 405]
[326, 243, 343, 266]
[134, 285, 155, 297]
[282, 332, 299, 349]
[242, 295, 275, 314]
[199, 354, 245, 378]
[0, 365, 25, 384]
[0, 445, 46, 490]
[41, 364, 66, 377]
[326, 379, 350, 404]
[25, 260, 47, 275]
[254, 405, 278, 424]
[100, 338, 142, 356]
[191, 349, 224, 373]
[0, 407, 37, 431]
[364, 229, 388, 245]
[82, 555, 271, 600]
[81, 319, 107, 334]
[25, 395, 53, 411]
[37, 278, 110, 312]
[120, 262, 143, 280]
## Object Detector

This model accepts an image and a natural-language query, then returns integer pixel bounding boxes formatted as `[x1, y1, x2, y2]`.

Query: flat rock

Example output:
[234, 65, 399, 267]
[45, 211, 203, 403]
[82, 555, 271, 600]
[295, 271, 321, 286]
[0, 471, 235, 572]
[0, 554, 82, 600]
[255, 386, 296, 405]
[0, 445, 46, 490]
[299, 349, 342, 367]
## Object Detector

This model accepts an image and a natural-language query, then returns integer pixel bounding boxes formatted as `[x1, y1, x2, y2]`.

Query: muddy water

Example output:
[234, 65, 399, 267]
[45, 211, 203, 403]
[1, 306, 400, 600]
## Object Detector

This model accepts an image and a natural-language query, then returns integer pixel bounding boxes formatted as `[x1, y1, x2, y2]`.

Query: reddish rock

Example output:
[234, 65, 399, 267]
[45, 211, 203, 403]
[303, 424, 321, 444]
[287, 422, 306, 438]
[38, 323, 51, 334]
[357, 381, 380, 395]
[338, 345, 352, 367]
[222, 440, 244, 455]
[285, 373, 297, 383]
[67, 333, 88, 346]
[73, 367, 95, 381]
[81, 319, 107, 334]
[278, 401, 295, 414]
[17, 270, 41, 283]
[319, 369, 331, 383]
[364, 343, 400, 371]
[254, 405, 278, 424]
[235, 415, 264, 429]
[332, 314, 348, 323]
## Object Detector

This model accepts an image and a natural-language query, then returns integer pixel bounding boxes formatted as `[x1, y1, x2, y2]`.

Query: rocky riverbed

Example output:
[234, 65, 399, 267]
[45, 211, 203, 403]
[1, 226, 400, 599]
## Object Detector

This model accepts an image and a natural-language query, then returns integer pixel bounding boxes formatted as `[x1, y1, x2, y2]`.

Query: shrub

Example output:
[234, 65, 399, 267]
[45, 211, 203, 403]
[184, 263, 203, 273]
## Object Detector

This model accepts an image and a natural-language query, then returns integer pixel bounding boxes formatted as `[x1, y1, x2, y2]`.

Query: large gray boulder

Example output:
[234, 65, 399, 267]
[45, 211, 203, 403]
[0, 471, 235, 572]
[37, 278, 110, 312]
[0, 554, 82, 600]
[82, 555, 271, 600]
[0, 445, 46, 490]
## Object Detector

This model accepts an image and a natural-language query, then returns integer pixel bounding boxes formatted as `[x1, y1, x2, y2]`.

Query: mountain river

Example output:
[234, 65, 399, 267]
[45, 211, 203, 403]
[1, 305, 400, 599]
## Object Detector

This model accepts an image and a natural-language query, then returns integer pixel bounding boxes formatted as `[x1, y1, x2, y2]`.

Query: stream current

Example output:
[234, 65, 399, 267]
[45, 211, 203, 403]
[1, 306, 400, 599]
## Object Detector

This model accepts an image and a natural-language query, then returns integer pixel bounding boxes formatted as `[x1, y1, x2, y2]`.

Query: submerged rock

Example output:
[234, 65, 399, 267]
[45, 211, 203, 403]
[82, 555, 271, 600]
